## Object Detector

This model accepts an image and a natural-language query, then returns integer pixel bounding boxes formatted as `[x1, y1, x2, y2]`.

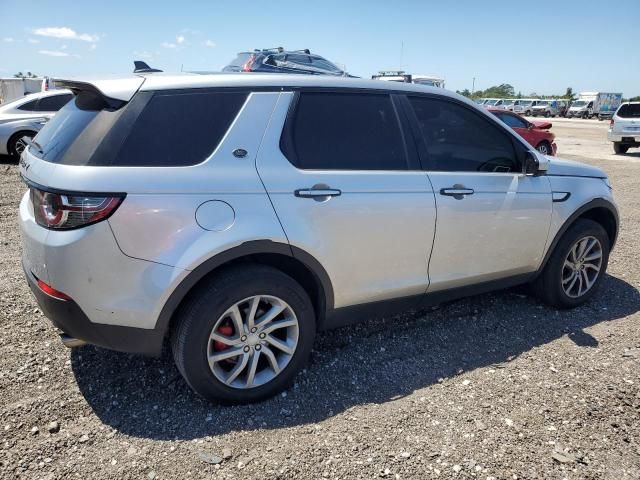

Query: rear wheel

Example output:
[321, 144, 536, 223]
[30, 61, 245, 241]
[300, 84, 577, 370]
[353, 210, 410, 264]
[544, 110, 550, 117]
[8, 131, 36, 157]
[171, 265, 316, 404]
[532, 219, 609, 309]
[613, 142, 629, 154]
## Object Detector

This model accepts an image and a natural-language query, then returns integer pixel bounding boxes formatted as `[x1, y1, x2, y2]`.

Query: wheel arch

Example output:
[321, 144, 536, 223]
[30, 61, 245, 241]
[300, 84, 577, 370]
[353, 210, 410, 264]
[537, 198, 619, 276]
[156, 240, 334, 342]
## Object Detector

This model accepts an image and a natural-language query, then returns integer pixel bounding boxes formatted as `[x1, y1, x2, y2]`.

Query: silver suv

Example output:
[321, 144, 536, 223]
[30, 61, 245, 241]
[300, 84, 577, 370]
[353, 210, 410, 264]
[19, 74, 618, 403]
[608, 102, 640, 154]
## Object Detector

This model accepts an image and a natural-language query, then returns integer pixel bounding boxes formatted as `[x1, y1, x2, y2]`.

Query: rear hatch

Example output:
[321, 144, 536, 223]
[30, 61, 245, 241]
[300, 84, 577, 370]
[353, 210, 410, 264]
[613, 103, 640, 134]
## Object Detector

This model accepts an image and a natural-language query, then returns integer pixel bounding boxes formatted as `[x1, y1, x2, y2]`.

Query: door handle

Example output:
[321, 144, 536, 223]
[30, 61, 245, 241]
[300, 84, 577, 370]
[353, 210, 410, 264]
[293, 186, 342, 199]
[440, 187, 474, 199]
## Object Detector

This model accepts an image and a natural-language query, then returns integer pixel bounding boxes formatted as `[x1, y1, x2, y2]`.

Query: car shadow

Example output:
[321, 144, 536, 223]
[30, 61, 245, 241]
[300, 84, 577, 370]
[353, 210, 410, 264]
[0, 154, 17, 165]
[71, 274, 640, 441]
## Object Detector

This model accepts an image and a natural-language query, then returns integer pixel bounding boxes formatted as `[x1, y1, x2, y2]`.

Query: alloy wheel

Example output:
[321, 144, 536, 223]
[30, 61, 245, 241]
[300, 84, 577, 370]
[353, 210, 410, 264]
[562, 236, 603, 298]
[537, 143, 549, 155]
[207, 295, 299, 389]
[14, 136, 31, 156]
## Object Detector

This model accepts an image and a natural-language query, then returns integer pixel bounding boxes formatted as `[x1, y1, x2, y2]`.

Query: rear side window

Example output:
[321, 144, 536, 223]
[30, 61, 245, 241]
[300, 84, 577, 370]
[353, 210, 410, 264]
[18, 99, 39, 111]
[409, 96, 518, 173]
[282, 92, 408, 170]
[617, 103, 640, 118]
[37, 93, 73, 112]
[115, 91, 247, 166]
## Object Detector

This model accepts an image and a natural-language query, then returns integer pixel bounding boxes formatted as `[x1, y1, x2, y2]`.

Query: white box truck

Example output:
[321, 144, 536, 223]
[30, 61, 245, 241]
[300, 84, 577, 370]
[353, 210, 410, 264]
[567, 92, 622, 120]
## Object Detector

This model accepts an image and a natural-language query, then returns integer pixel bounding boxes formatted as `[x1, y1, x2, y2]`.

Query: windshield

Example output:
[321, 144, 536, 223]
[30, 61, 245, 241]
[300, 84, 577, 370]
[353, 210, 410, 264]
[536, 101, 549, 106]
[502, 100, 514, 105]
[485, 99, 499, 106]
[572, 101, 587, 107]
[519, 100, 533, 106]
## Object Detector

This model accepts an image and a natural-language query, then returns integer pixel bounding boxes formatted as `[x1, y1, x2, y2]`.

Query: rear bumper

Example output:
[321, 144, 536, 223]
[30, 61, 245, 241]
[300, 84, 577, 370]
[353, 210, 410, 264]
[24, 261, 165, 355]
[608, 132, 640, 143]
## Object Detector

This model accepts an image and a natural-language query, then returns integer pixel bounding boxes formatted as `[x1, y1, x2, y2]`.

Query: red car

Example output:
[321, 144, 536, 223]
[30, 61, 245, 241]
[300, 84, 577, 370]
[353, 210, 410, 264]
[488, 108, 557, 156]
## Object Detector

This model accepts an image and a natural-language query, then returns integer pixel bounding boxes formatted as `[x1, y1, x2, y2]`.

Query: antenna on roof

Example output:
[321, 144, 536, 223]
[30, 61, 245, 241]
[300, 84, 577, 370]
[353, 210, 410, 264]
[133, 61, 163, 73]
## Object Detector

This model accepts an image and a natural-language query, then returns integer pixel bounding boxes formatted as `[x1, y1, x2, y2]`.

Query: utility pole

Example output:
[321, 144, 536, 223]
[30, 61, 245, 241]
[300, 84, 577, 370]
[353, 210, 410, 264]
[471, 77, 476, 96]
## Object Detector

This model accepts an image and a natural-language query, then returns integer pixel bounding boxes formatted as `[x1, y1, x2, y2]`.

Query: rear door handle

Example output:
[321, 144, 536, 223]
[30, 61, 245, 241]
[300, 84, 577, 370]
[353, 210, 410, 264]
[294, 186, 342, 199]
[440, 187, 474, 199]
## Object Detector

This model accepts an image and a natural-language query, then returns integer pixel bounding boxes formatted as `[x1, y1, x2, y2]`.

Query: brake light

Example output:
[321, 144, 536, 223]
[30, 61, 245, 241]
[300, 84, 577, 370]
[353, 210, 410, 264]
[30, 187, 124, 230]
[36, 278, 71, 301]
[242, 54, 256, 72]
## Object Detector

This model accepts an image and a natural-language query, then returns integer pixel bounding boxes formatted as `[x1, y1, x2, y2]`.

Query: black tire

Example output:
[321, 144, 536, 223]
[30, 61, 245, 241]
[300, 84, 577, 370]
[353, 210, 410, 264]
[536, 141, 552, 155]
[544, 111, 550, 117]
[613, 142, 629, 154]
[525, 110, 531, 116]
[8, 131, 36, 157]
[171, 264, 316, 404]
[532, 219, 609, 309]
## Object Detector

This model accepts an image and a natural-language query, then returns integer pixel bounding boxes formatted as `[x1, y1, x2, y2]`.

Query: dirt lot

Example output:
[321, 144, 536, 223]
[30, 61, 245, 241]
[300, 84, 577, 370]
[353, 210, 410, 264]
[1, 118, 639, 479]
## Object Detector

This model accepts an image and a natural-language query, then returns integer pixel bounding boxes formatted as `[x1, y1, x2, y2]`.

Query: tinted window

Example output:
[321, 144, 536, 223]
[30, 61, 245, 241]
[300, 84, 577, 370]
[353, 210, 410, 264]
[284, 92, 408, 170]
[115, 91, 247, 166]
[37, 94, 73, 112]
[617, 103, 640, 118]
[31, 93, 104, 162]
[18, 99, 39, 111]
[493, 111, 528, 129]
[409, 97, 518, 172]
[286, 54, 312, 64]
[310, 57, 342, 73]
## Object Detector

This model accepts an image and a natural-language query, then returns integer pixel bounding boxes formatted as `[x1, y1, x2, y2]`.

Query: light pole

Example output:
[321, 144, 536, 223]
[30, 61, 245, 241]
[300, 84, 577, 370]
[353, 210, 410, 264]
[471, 77, 476, 96]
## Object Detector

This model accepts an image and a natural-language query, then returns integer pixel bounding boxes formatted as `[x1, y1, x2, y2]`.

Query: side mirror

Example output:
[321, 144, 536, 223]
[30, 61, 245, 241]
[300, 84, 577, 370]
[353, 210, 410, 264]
[524, 151, 548, 175]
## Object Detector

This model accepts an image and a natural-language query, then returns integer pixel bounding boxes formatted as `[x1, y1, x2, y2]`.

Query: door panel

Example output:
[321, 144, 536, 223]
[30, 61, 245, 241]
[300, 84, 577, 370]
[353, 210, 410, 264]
[426, 172, 551, 291]
[256, 92, 436, 308]
[404, 94, 553, 292]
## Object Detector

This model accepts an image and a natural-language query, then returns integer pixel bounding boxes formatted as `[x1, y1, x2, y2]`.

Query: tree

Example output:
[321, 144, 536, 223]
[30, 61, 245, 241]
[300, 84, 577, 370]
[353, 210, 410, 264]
[13, 71, 38, 79]
[457, 88, 471, 98]
[564, 87, 576, 101]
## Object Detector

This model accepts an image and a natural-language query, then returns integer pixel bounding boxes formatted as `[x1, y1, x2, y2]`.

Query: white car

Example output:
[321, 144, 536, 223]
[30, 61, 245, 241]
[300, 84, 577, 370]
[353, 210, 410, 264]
[0, 90, 73, 156]
[608, 102, 640, 154]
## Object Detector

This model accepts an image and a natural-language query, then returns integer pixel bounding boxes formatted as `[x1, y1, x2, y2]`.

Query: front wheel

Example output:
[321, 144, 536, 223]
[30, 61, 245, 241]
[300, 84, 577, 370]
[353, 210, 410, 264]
[171, 265, 316, 404]
[532, 219, 609, 309]
[613, 142, 629, 154]
[536, 141, 551, 155]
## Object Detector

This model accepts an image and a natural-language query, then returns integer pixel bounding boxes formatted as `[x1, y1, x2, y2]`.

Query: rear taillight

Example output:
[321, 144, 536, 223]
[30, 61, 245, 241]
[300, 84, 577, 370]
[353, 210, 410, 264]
[30, 187, 124, 230]
[36, 278, 71, 301]
[610, 119, 614, 127]
[242, 54, 256, 72]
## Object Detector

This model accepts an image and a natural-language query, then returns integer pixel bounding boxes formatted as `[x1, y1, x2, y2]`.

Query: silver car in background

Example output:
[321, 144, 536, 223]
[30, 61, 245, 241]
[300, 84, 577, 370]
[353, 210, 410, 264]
[19, 74, 618, 404]
[608, 102, 640, 154]
[0, 90, 72, 156]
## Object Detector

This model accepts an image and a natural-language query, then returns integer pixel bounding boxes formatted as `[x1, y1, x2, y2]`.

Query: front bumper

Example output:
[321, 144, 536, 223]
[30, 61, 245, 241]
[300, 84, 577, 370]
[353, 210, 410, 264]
[24, 262, 165, 355]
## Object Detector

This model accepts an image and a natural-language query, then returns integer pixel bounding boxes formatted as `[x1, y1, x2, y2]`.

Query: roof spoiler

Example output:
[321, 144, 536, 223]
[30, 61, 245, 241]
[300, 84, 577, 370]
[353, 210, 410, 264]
[53, 79, 126, 109]
[133, 61, 163, 73]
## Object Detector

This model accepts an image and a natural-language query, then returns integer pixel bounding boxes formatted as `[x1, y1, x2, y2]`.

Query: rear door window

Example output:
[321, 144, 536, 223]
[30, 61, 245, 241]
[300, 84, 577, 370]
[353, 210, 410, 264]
[409, 96, 518, 173]
[282, 92, 409, 170]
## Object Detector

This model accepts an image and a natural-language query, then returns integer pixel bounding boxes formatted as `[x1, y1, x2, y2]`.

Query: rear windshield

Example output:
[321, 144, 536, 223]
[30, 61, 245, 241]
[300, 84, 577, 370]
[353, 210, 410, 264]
[617, 103, 640, 118]
[222, 53, 253, 72]
[31, 90, 248, 166]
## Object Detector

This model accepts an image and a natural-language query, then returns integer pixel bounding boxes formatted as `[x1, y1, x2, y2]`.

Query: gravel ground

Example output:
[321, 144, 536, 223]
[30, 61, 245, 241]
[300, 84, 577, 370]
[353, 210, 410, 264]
[1, 119, 639, 479]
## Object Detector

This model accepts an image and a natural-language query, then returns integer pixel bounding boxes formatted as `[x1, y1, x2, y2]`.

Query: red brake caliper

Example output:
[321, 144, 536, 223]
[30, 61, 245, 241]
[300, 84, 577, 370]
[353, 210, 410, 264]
[213, 323, 234, 352]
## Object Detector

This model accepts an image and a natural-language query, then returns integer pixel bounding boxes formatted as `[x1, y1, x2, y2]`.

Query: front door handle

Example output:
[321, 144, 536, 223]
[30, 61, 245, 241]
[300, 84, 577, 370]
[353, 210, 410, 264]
[440, 186, 474, 200]
[295, 184, 342, 201]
